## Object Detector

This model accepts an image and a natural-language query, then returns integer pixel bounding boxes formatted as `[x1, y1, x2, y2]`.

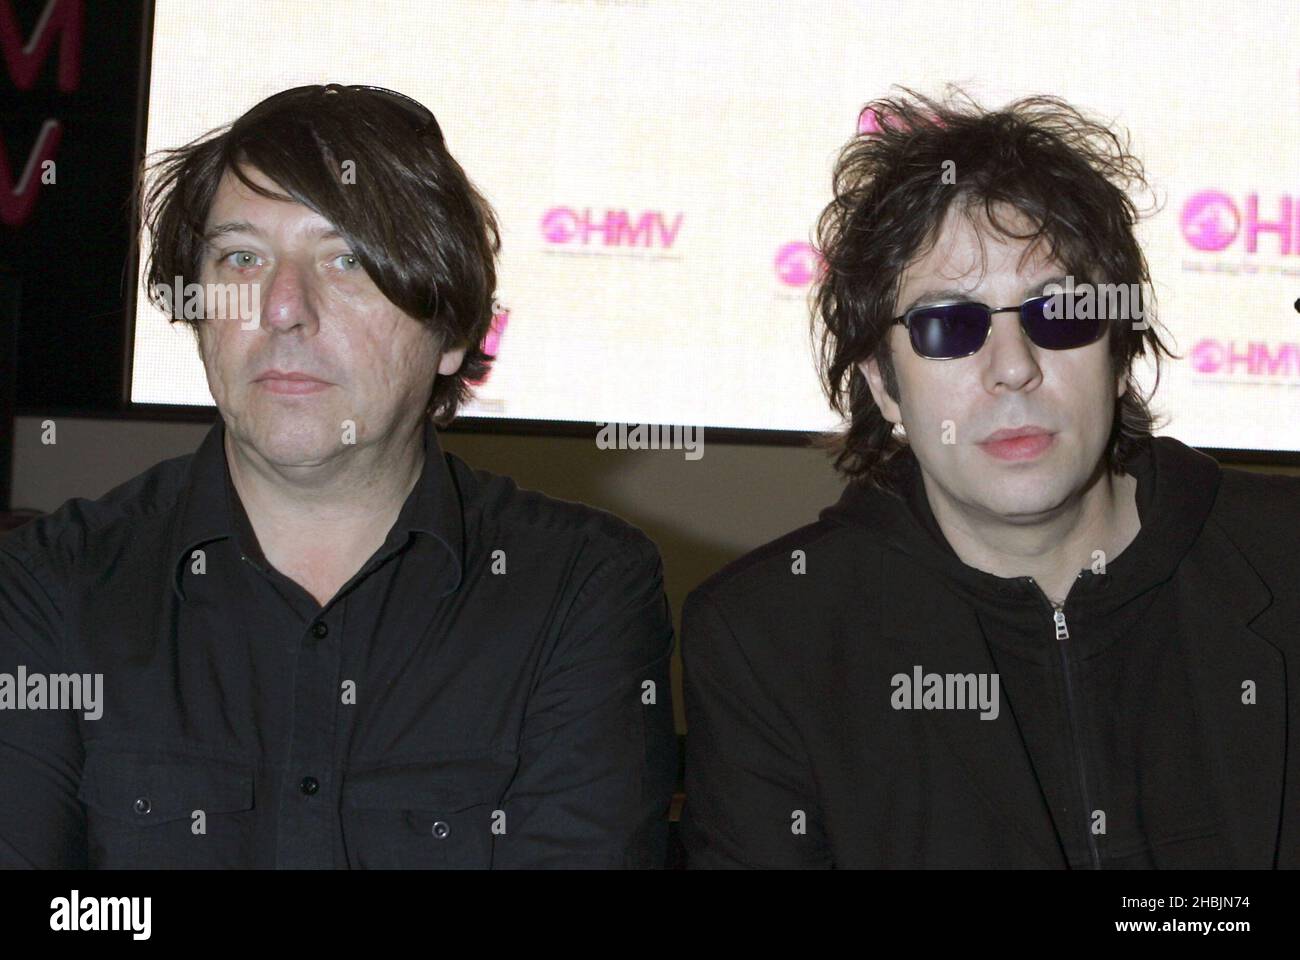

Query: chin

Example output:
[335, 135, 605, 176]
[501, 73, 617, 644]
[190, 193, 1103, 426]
[250, 423, 341, 460]
[996, 472, 1072, 510]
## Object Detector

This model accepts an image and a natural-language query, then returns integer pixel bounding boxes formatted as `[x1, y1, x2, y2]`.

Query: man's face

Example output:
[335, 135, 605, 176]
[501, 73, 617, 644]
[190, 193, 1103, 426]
[861, 204, 1126, 522]
[196, 164, 465, 467]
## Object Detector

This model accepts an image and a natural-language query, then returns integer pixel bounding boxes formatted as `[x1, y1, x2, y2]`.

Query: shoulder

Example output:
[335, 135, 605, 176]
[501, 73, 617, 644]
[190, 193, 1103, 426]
[1215, 462, 1300, 518]
[683, 514, 876, 639]
[678, 514, 882, 726]
[1210, 462, 1300, 575]
[0, 451, 192, 588]
[446, 453, 663, 576]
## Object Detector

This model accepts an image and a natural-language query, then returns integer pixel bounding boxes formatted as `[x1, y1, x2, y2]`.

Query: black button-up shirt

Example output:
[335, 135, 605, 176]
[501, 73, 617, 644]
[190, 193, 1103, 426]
[0, 418, 676, 867]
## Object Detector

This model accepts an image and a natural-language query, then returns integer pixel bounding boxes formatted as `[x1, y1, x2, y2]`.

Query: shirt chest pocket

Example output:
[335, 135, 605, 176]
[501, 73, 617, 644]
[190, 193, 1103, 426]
[77, 748, 256, 867]
[340, 754, 518, 869]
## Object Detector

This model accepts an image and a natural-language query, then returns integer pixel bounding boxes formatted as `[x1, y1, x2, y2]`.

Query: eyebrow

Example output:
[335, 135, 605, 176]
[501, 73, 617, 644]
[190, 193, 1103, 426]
[899, 273, 1071, 313]
[202, 220, 344, 244]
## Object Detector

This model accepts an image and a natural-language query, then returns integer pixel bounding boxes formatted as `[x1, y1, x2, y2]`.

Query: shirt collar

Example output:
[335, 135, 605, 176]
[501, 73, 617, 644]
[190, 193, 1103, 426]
[170, 417, 464, 602]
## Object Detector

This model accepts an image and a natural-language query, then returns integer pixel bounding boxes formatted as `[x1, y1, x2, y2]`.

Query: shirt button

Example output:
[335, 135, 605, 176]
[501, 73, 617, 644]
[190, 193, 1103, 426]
[300, 776, 320, 795]
[432, 821, 450, 839]
[133, 797, 151, 815]
[311, 621, 329, 639]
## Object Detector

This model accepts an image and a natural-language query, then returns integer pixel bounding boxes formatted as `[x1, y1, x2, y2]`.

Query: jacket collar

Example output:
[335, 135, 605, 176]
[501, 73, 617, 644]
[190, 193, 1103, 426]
[823, 435, 1221, 616]
[169, 417, 464, 602]
[829, 437, 1285, 866]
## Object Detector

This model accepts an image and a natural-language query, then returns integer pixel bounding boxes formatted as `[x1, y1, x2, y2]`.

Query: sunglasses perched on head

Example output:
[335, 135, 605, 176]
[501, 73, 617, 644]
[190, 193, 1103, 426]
[319, 83, 445, 140]
[891, 291, 1108, 360]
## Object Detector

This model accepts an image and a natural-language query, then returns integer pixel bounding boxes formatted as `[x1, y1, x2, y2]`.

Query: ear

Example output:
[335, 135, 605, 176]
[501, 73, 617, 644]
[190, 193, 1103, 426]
[858, 353, 902, 425]
[438, 344, 468, 377]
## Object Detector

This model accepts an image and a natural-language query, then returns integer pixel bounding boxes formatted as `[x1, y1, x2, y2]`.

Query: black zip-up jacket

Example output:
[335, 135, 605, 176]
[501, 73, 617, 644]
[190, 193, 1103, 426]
[681, 435, 1300, 867]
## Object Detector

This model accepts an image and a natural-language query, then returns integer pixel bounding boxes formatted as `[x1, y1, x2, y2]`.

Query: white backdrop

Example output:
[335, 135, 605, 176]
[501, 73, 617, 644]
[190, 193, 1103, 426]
[130, 0, 1300, 451]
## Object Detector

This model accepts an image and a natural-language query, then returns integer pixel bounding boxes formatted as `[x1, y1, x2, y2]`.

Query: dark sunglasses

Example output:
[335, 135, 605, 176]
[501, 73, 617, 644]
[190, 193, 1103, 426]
[891, 292, 1108, 360]
[320, 83, 444, 140]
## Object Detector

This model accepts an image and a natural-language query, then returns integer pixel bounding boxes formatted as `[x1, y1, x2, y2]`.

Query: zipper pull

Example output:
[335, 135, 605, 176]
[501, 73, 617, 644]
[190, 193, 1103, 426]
[1053, 607, 1069, 641]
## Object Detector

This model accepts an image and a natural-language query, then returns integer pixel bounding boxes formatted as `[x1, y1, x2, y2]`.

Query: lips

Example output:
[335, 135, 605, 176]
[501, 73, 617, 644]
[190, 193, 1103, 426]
[255, 370, 329, 383]
[979, 427, 1056, 462]
[982, 426, 1051, 443]
[254, 369, 333, 396]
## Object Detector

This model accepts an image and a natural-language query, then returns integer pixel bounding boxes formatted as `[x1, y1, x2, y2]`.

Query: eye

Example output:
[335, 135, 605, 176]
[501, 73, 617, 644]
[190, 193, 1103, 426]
[221, 251, 262, 269]
[332, 253, 361, 271]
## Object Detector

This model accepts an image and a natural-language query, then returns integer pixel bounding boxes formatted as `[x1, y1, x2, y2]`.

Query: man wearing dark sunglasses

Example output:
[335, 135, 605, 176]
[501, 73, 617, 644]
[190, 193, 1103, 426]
[681, 87, 1300, 868]
[0, 84, 676, 868]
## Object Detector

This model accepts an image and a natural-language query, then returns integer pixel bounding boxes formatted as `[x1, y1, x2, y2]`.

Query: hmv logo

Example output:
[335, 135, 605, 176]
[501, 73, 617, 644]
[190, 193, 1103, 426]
[540, 207, 684, 248]
[774, 242, 823, 286]
[857, 107, 883, 134]
[1181, 191, 1300, 255]
[1190, 338, 1300, 378]
[466, 302, 509, 387]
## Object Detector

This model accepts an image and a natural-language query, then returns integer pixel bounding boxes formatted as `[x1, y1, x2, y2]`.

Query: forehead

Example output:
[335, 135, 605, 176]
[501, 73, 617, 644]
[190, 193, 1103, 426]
[899, 203, 1059, 295]
[204, 164, 330, 230]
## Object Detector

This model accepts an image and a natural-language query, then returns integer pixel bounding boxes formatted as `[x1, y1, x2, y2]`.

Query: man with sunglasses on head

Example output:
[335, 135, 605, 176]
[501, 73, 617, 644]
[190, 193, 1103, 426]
[681, 87, 1300, 868]
[0, 84, 676, 868]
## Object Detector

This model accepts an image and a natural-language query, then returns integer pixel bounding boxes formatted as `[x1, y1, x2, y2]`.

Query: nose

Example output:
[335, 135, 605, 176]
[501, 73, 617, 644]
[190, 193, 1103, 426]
[257, 259, 320, 333]
[979, 309, 1043, 393]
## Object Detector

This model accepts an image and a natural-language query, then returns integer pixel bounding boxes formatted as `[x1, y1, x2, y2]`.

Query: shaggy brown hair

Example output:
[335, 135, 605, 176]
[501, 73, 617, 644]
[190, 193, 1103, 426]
[139, 83, 501, 425]
[812, 84, 1179, 491]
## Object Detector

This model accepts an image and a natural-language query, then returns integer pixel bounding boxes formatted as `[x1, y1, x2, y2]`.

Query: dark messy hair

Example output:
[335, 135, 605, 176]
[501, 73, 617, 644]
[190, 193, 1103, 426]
[812, 84, 1178, 491]
[138, 83, 501, 425]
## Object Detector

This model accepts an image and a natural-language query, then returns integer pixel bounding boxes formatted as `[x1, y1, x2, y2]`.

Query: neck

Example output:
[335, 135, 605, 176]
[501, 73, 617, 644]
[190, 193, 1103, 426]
[224, 421, 425, 563]
[924, 459, 1141, 606]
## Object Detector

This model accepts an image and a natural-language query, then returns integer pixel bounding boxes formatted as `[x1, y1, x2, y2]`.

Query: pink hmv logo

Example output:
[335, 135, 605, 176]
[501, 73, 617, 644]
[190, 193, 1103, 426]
[1191, 338, 1300, 377]
[466, 304, 509, 386]
[774, 242, 823, 286]
[540, 207, 683, 248]
[857, 107, 883, 135]
[1181, 191, 1297, 254]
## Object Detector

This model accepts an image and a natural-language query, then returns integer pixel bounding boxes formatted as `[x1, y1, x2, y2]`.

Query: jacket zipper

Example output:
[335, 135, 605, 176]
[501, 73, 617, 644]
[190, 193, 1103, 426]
[1026, 575, 1102, 870]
